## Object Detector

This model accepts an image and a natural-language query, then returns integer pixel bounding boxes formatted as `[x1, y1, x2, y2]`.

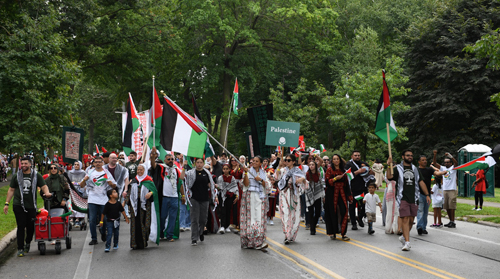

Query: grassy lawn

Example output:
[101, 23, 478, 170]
[0, 186, 44, 239]
[459, 187, 500, 203]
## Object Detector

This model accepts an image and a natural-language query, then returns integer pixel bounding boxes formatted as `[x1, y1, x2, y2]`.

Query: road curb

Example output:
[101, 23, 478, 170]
[0, 229, 17, 254]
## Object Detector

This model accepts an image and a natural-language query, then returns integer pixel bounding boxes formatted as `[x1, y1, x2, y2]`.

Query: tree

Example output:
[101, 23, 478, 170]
[402, 0, 500, 155]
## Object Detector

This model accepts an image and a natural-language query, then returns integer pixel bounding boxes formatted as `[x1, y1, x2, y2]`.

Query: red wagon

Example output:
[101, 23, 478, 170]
[35, 207, 72, 255]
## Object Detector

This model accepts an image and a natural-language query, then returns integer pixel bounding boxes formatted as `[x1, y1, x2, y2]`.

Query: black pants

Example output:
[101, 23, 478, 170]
[475, 191, 484, 208]
[349, 190, 366, 226]
[221, 196, 237, 229]
[13, 205, 36, 250]
[308, 199, 322, 233]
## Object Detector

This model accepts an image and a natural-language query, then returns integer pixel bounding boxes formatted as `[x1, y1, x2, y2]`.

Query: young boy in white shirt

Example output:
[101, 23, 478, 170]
[363, 182, 382, 234]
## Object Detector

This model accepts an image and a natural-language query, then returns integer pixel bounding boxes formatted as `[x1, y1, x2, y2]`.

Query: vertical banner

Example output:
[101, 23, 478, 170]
[121, 111, 149, 160]
[247, 104, 273, 156]
[62, 126, 85, 164]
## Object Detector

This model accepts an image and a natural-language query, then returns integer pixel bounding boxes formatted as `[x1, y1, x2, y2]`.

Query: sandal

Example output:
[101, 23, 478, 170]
[329, 234, 336, 240]
[342, 235, 350, 241]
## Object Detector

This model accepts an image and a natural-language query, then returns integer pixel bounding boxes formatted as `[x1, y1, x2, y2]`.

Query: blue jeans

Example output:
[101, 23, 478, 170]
[160, 197, 179, 239]
[417, 193, 430, 230]
[105, 221, 119, 249]
[180, 202, 191, 228]
[88, 203, 105, 241]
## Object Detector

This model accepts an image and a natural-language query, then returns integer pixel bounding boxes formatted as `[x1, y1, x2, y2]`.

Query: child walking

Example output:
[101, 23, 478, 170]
[431, 176, 444, 227]
[363, 182, 382, 235]
[100, 189, 129, 252]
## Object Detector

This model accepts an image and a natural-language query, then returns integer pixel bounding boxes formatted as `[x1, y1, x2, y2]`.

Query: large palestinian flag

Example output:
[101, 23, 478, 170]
[374, 70, 398, 144]
[123, 93, 140, 156]
[160, 96, 207, 158]
[146, 86, 168, 160]
[454, 155, 496, 171]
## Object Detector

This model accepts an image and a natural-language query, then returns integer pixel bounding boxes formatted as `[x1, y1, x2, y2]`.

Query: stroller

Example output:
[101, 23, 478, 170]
[64, 172, 89, 230]
[35, 194, 72, 255]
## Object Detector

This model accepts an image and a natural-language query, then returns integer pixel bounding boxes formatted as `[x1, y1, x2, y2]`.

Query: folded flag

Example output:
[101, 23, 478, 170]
[123, 93, 140, 156]
[233, 78, 242, 115]
[354, 193, 365, 201]
[374, 70, 398, 144]
[320, 144, 326, 153]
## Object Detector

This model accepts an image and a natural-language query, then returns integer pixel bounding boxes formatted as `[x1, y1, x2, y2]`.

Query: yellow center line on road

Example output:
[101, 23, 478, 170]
[274, 213, 463, 279]
[266, 237, 346, 279]
[266, 243, 325, 279]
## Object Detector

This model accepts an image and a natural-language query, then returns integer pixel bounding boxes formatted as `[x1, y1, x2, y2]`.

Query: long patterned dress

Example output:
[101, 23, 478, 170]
[324, 167, 352, 236]
[240, 168, 271, 248]
[126, 178, 152, 249]
[277, 167, 307, 242]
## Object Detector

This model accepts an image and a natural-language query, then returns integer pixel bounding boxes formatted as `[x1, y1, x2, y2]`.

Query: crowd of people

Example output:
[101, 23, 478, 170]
[3, 146, 468, 257]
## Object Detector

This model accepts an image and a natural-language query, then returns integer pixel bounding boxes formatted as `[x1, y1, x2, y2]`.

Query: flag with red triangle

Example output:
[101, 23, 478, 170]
[122, 93, 140, 156]
[233, 78, 242, 115]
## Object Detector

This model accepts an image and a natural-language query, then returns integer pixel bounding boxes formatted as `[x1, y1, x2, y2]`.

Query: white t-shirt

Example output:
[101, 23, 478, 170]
[440, 166, 457, 191]
[163, 167, 178, 198]
[87, 169, 116, 205]
[431, 185, 444, 206]
[364, 193, 381, 213]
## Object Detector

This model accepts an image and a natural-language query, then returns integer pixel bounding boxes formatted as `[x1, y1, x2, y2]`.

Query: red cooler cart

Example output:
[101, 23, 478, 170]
[35, 202, 72, 255]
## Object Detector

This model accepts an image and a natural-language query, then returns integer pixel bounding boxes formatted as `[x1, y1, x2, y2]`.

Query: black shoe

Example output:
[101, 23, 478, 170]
[444, 222, 452, 227]
[24, 243, 30, 253]
[310, 230, 316, 235]
[200, 234, 204, 242]
[191, 240, 197, 246]
[368, 229, 375, 235]
[284, 239, 290, 245]
[358, 218, 364, 227]
[423, 230, 428, 234]
[352, 224, 358, 230]
[89, 240, 98, 245]
[418, 228, 423, 235]
[448, 222, 456, 228]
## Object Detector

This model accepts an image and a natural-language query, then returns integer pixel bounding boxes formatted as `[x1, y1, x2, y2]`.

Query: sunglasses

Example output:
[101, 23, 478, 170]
[50, 167, 58, 170]
[166, 158, 173, 161]
[284, 159, 293, 162]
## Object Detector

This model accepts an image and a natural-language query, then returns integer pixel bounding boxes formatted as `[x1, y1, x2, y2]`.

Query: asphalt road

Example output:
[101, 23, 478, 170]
[1, 210, 499, 279]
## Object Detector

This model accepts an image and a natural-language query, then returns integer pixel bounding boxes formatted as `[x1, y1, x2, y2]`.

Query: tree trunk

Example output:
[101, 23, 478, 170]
[88, 118, 95, 154]
[219, 70, 232, 151]
[328, 130, 333, 149]
[214, 113, 221, 136]
[206, 109, 212, 134]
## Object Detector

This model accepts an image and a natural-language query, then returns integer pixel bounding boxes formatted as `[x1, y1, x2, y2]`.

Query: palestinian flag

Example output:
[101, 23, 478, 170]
[454, 155, 496, 171]
[192, 94, 215, 158]
[233, 78, 242, 115]
[184, 155, 194, 168]
[123, 93, 140, 156]
[374, 70, 398, 144]
[160, 96, 207, 158]
[101, 147, 108, 153]
[139, 176, 161, 245]
[345, 168, 354, 183]
[95, 144, 100, 154]
[146, 86, 168, 160]
[320, 144, 326, 153]
[354, 193, 365, 201]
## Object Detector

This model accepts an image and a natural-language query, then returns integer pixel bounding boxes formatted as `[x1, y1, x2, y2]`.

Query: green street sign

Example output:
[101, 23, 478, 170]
[265, 120, 300, 148]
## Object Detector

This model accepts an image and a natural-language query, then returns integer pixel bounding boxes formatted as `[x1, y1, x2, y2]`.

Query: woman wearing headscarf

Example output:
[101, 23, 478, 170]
[240, 156, 271, 250]
[276, 154, 307, 244]
[67, 161, 87, 228]
[305, 161, 325, 235]
[44, 163, 70, 210]
[372, 159, 384, 190]
[183, 158, 216, 246]
[324, 154, 352, 241]
[125, 164, 160, 249]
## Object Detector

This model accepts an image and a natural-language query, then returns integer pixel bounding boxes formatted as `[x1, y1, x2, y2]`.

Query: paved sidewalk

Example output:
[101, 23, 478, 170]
[457, 198, 500, 208]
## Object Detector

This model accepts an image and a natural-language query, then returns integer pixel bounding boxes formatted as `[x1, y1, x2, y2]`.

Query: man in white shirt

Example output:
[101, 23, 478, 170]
[80, 156, 117, 245]
[160, 153, 185, 241]
[432, 150, 458, 228]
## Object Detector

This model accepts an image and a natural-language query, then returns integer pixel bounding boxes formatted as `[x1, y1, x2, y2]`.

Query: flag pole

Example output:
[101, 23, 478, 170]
[224, 93, 234, 148]
[152, 75, 155, 148]
[386, 122, 393, 175]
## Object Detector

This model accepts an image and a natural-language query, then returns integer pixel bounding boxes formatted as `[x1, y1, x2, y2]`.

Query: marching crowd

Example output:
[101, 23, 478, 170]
[4, 146, 474, 257]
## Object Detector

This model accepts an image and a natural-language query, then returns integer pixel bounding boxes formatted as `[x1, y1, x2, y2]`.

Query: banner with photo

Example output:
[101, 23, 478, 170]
[62, 126, 85, 164]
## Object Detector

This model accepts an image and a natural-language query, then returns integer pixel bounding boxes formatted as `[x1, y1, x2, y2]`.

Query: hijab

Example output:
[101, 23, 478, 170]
[136, 164, 148, 183]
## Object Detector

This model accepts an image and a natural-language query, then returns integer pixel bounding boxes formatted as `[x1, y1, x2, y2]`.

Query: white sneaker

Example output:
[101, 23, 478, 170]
[399, 235, 405, 246]
[185, 227, 191, 231]
[218, 227, 225, 234]
[225, 228, 231, 233]
[402, 242, 411, 251]
[472, 207, 478, 210]
[269, 220, 274, 225]
[180, 227, 185, 232]
[477, 208, 482, 211]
